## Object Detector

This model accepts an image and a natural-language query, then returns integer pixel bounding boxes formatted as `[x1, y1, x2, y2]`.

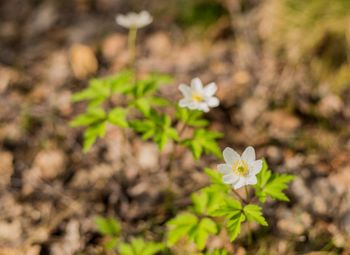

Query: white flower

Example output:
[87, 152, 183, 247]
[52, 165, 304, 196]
[116, 11, 153, 29]
[217, 146, 263, 190]
[178, 78, 219, 112]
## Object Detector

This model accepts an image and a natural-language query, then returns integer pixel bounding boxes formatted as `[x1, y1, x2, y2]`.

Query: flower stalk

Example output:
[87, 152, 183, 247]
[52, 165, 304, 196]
[128, 26, 138, 71]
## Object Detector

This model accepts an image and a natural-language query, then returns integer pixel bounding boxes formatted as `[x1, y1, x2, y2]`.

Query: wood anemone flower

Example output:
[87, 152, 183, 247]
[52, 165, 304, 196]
[218, 146, 263, 190]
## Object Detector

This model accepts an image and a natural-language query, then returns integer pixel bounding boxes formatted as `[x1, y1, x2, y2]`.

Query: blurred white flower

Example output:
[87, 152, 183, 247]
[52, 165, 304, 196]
[178, 78, 219, 112]
[116, 11, 153, 29]
[218, 146, 262, 190]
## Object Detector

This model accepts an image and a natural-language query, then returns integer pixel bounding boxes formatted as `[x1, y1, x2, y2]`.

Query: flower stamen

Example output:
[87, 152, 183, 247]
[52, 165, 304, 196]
[232, 160, 249, 176]
[191, 93, 203, 102]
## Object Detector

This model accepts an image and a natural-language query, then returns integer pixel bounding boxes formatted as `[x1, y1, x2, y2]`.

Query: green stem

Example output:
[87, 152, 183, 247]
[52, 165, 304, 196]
[244, 186, 253, 246]
[244, 185, 250, 202]
[128, 27, 138, 72]
[231, 188, 248, 204]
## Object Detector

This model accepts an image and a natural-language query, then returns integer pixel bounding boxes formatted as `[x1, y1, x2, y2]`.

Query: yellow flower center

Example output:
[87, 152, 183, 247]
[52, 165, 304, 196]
[191, 93, 203, 102]
[232, 160, 249, 176]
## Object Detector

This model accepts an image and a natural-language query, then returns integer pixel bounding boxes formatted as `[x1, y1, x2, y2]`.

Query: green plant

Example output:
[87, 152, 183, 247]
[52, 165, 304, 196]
[74, 10, 295, 254]
[71, 12, 222, 166]
[95, 216, 165, 254]
[166, 157, 294, 253]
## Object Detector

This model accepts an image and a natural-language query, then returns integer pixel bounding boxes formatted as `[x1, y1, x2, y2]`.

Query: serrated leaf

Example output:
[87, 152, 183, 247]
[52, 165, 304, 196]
[72, 78, 111, 103]
[227, 212, 245, 241]
[108, 70, 133, 94]
[183, 129, 223, 160]
[128, 73, 172, 98]
[211, 198, 244, 241]
[118, 243, 134, 255]
[254, 159, 294, 202]
[204, 168, 230, 193]
[70, 107, 106, 127]
[148, 96, 170, 106]
[243, 204, 268, 226]
[263, 174, 295, 201]
[95, 216, 121, 236]
[118, 238, 165, 255]
[212, 198, 242, 217]
[108, 107, 128, 128]
[175, 107, 208, 128]
[130, 112, 178, 150]
[83, 121, 106, 152]
[256, 159, 271, 188]
[166, 212, 198, 246]
[191, 188, 225, 215]
[130, 97, 152, 116]
[194, 218, 218, 250]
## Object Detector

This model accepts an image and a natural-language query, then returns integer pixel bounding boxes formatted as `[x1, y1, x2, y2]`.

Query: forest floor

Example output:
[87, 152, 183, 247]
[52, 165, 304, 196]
[1, 0, 350, 254]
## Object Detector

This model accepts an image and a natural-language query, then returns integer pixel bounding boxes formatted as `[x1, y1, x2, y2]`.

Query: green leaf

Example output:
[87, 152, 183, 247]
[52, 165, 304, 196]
[167, 213, 217, 251]
[204, 168, 230, 193]
[95, 216, 121, 236]
[104, 237, 118, 250]
[83, 121, 106, 152]
[107, 70, 134, 94]
[166, 212, 198, 246]
[128, 73, 172, 98]
[226, 213, 245, 241]
[118, 238, 165, 255]
[72, 79, 109, 103]
[254, 159, 294, 202]
[70, 107, 106, 127]
[129, 96, 171, 117]
[205, 249, 230, 255]
[108, 107, 128, 128]
[72, 70, 133, 106]
[148, 73, 173, 84]
[212, 198, 244, 241]
[148, 96, 170, 106]
[193, 218, 218, 250]
[212, 198, 242, 217]
[191, 188, 225, 215]
[183, 129, 223, 160]
[243, 204, 268, 226]
[130, 112, 178, 150]
[130, 97, 152, 116]
[176, 107, 208, 128]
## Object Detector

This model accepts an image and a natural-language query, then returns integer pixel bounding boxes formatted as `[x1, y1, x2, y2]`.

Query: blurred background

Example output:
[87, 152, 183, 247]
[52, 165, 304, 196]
[1, 0, 350, 254]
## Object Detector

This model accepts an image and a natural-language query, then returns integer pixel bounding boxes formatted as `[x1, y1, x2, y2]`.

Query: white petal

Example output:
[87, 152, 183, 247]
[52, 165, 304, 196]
[179, 84, 191, 97]
[250, 160, 262, 175]
[116, 11, 152, 28]
[218, 164, 231, 174]
[223, 147, 241, 165]
[223, 174, 239, 184]
[179, 99, 191, 107]
[191, 78, 203, 91]
[138, 11, 152, 27]
[246, 175, 257, 185]
[206, 97, 219, 107]
[198, 103, 209, 112]
[242, 146, 255, 163]
[188, 101, 199, 110]
[233, 177, 246, 190]
[116, 15, 131, 28]
[204, 82, 217, 96]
